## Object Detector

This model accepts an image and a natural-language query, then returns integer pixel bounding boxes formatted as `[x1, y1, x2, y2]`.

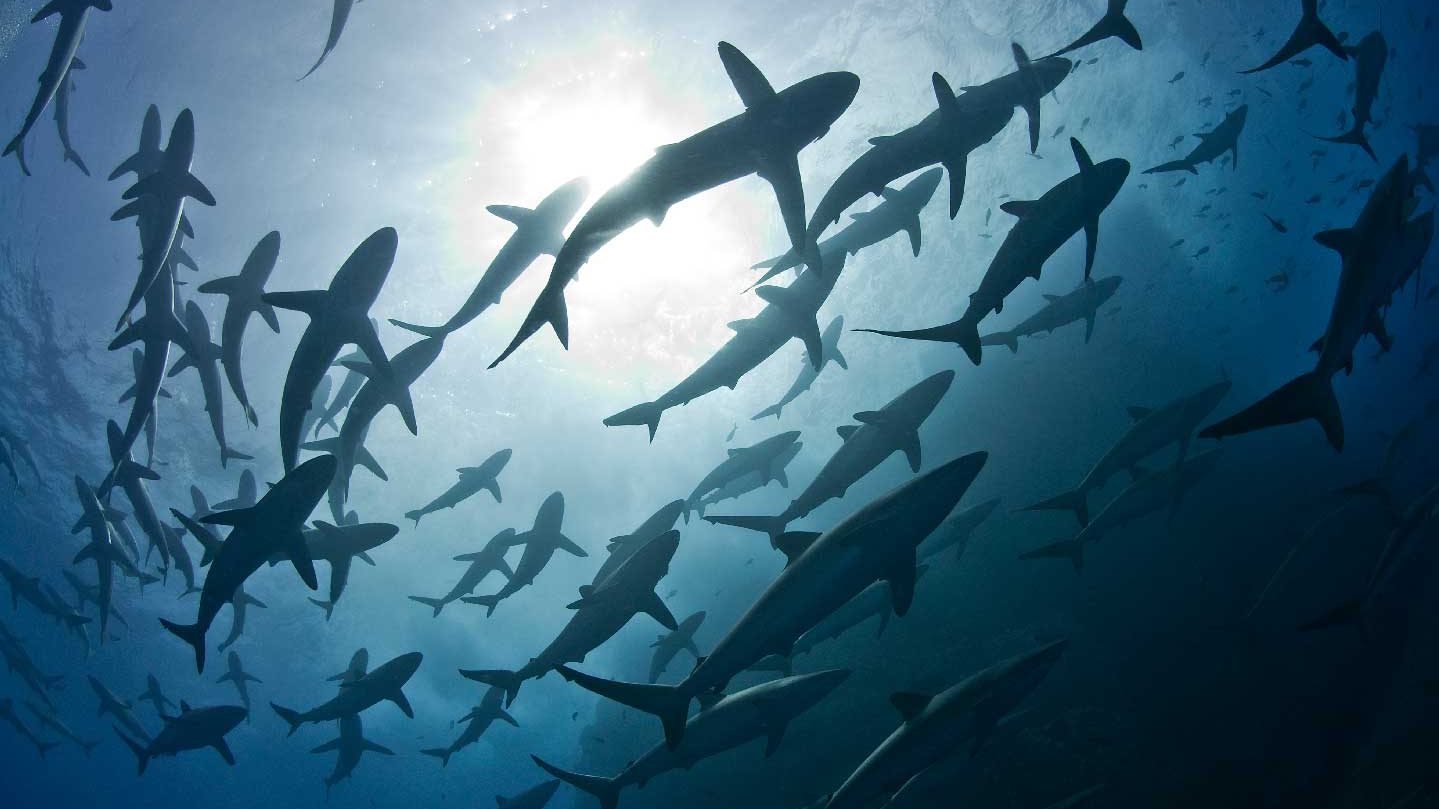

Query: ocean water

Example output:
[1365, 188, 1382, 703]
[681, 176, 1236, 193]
[0, 1, 1437, 807]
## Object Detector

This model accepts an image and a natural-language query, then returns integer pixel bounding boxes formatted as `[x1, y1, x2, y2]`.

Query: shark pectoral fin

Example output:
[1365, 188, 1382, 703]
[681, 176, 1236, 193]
[284, 530, 320, 591]
[486, 205, 535, 226]
[716, 41, 776, 107]
[758, 152, 808, 256]
[182, 172, 216, 206]
[390, 688, 414, 718]
[999, 200, 1034, 218]
[1314, 227, 1354, 256]
[167, 353, 196, 378]
[901, 432, 921, 472]
[357, 447, 388, 481]
[1082, 216, 1099, 280]
[196, 276, 239, 296]
[763, 723, 787, 757]
[483, 478, 502, 503]
[904, 214, 921, 256]
[555, 533, 588, 557]
[885, 551, 918, 615]
[774, 531, 822, 565]
[310, 738, 341, 754]
[262, 290, 326, 319]
[940, 154, 967, 218]
[328, 556, 352, 603]
[1084, 313, 1096, 343]
[213, 738, 236, 765]
[641, 591, 679, 631]
[836, 425, 858, 441]
[363, 740, 395, 755]
[258, 304, 281, 333]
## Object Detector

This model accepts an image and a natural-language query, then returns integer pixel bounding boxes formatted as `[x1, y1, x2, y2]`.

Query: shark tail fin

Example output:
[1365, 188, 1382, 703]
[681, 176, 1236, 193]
[855, 319, 979, 364]
[1297, 597, 1364, 632]
[1142, 159, 1198, 175]
[221, 447, 253, 467]
[703, 514, 788, 544]
[1101, 0, 1143, 50]
[980, 331, 1019, 354]
[458, 669, 522, 706]
[420, 747, 452, 767]
[1199, 370, 1343, 451]
[1314, 125, 1377, 162]
[1020, 489, 1090, 527]
[159, 618, 207, 673]
[461, 594, 503, 617]
[307, 598, 336, 621]
[404, 510, 424, 526]
[408, 596, 447, 617]
[751, 402, 784, 421]
[1018, 539, 1087, 572]
[270, 703, 304, 737]
[531, 755, 622, 809]
[387, 318, 450, 339]
[490, 289, 569, 369]
[63, 148, 90, 176]
[555, 666, 691, 748]
[115, 726, 149, 775]
[603, 401, 664, 442]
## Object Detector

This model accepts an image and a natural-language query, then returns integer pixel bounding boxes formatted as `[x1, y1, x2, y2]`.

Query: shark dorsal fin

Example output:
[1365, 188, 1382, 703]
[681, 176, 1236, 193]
[717, 42, 775, 107]
[890, 691, 931, 721]
[1000, 200, 1035, 218]
[1071, 138, 1096, 174]
[1314, 227, 1354, 256]
[836, 425, 859, 441]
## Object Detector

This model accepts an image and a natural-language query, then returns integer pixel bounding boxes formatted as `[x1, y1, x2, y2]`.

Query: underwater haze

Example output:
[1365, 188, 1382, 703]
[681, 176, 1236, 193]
[1, 0, 1438, 807]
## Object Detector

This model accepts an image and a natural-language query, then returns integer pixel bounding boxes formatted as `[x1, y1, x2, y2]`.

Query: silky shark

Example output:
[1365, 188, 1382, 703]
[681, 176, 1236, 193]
[301, 0, 362, 80]
[159, 522, 200, 596]
[52, 56, 88, 175]
[71, 477, 128, 644]
[0, 640, 59, 712]
[1145, 105, 1247, 174]
[1020, 449, 1223, 571]
[980, 275, 1122, 353]
[25, 701, 99, 756]
[271, 651, 422, 734]
[313, 349, 367, 436]
[1202, 158, 1422, 450]
[89, 675, 150, 743]
[590, 500, 686, 587]
[197, 230, 282, 425]
[920, 492, 1001, 561]
[331, 335, 445, 505]
[212, 468, 258, 512]
[0, 698, 58, 758]
[694, 443, 801, 518]
[116, 702, 245, 775]
[264, 228, 414, 471]
[460, 530, 681, 705]
[0, 428, 37, 484]
[558, 451, 987, 747]
[1240, 0, 1347, 74]
[490, 42, 859, 367]
[110, 104, 163, 181]
[313, 713, 394, 790]
[404, 448, 512, 526]
[534, 670, 849, 809]
[269, 520, 400, 607]
[750, 168, 943, 288]
[685, 431, 801, 520]
[708, 370, 954, 543]
[752, 316, 848, 420]
[169, 301, 253, 466]
[2, 0, 111, 161]
[859, 139, 1128, 364]
[391, 178, 589, 337]
[648, 610, 706, 684]
[807, 45, 1071, 236]
[818, 642, 1065, 809]
[161, 454, 335, 672]
[110, 109, 216, 330]
[63, 571, 127, 630]
[138, 674, 176, 716]
[420, 685, 517, 767]
[789, 564, 933, 659]
[108, 263, 192, 484]
[605, 256, 847, 441]
[463, 493, 586, 616]
[1316, 32, 1385, 161]
[1025, 377, 1230, 525]
[496, 780, 561, 809]
[217, 651, 261, 716]
[1047, 0, 1143, 58]
[96, 421, 171, 570]
[409, 528, 515, 617]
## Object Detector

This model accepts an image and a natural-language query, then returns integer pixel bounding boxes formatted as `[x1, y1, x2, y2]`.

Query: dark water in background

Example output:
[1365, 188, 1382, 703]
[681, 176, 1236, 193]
[1, 0, 1437, 807]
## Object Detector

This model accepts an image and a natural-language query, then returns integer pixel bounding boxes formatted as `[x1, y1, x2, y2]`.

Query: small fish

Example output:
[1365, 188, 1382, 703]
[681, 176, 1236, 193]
[1305, 193, 1322, 204]
[1169, 238, 1186, 249]
[1168, 71, 1186, 83]
[1263, 213, 1288, 233]
[1192, 246, 1210, 258]
[1250, 190, 1269, 200]
[1173, 177, 1187, 187]
[1225, 285, 1239, 294]
[1168, 135, 1184, 149]
[1052, 124, 1066, 138]
[1197, 204, 1212, 214]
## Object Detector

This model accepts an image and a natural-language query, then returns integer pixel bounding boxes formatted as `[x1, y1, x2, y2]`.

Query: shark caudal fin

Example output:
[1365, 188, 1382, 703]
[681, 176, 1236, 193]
[420, 747, 453, 767]
[404, 509, 425, 526]
[980, 331, 1020, 354]
[460, 594, 503, 617]
[63, 148, 90, 176]
[1018, 538, 1087, 572]
[855, 319, 980, 364]
[221, 447, 253, 468]
[751, 402, 784, 421]
[307, 598, 336, 621]
[1315, 125, 1377, 162]
[408, 596, 447, 617]
[387, 318, 450, 339]
[1099, 0, 1142, 50]
[1020, 489, 1091, 527]
[1199, 370, 1343, 451]
[555, 666, 691, 748]
[159, 618, 207, 673]
[603, 401, 664, 442]
[458, 669, 523, 706]
[270, 703, 304, 737]
[703, 514, 789, 544]
[115, 727, 150, 775]
[531, 755, 622, 809]
[490, 288, 569, 369]
[1240, 0, 1347, 74]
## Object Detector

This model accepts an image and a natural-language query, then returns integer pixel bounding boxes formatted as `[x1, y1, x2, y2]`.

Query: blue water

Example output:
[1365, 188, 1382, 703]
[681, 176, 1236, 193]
[1, 1, 1437, 807]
